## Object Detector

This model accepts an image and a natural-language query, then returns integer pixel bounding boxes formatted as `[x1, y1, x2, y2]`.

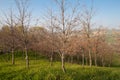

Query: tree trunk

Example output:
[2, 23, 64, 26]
[25, 47, 29, 68]
[94, 53, 97, 66]
[82, 53, 85, 66]
[12, 48, 15, 65]
[70, 56, 73, 64]
[77, 54, 80, 64]
[109, 54, 112, 67]
[102, 57, 105, 67]
[68, 56, 70, 63]
[85, 57, 88, 65]
[50, 52, 53, 66]
[61, 53, 66, 73]
[109, 60, 111, 67]
[88, 49, 92, 67]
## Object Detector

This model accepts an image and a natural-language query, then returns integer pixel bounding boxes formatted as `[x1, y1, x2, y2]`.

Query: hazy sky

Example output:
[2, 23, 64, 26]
[0, 0, 120, 28]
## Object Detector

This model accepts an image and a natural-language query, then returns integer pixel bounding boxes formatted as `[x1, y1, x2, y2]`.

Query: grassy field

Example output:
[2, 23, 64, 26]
[0, 52, 120, 80]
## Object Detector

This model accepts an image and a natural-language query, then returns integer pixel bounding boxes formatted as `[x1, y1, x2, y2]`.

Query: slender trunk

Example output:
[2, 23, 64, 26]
[25, 47, 29, 68]
[82, 52, 85, 66]
[85, 56, 88, 65]
[77, 54, 80, 64]
[61, 53, 66, 73]
[94, 52, 97, 66]
[109, 54, 112, 67]
[68, 56, 70, 63]
[87, 20, 92, 67]
[87, 34, 92, 67]
[50, 52, 53, 66]
[35, 50, 37, 60]
[108, 63, 111, 67]
[12, 48, 15, 65]
[109, 58, 112, 67]
[70, 56, 73, 64]
[102, 57, 105, 67]
[34, 50, 37, 64]
[88, 48, 92, 67]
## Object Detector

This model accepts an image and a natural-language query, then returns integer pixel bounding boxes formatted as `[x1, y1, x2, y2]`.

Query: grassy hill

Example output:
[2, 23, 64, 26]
[0, 52, 120, 80]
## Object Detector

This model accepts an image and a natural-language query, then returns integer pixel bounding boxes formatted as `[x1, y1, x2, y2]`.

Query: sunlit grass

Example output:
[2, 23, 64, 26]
[0, 59, 120, 80]
[0, 53, 120, 80]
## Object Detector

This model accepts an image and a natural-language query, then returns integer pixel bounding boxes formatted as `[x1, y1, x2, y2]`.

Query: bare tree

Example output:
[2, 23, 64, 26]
[43, 9, 56, 66]
[3, 9, 16, 65]
[80, 1, 95, 67]
[15, 0, 31, 68]
[0, 8, 18, 64]
[48, 10, 55, 66]
[53, 0, 80, 72]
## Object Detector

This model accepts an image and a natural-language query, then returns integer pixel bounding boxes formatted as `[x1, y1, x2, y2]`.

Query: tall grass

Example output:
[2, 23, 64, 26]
[0, 52, 120, 80]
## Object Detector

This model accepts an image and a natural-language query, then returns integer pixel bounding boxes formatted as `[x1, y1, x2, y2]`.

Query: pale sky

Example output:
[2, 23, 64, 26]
[0, 0, 120, 28]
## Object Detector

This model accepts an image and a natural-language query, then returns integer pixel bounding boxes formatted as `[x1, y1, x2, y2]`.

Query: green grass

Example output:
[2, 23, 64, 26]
[112, 53, 120, 67]
[0, 52, 120, 80]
